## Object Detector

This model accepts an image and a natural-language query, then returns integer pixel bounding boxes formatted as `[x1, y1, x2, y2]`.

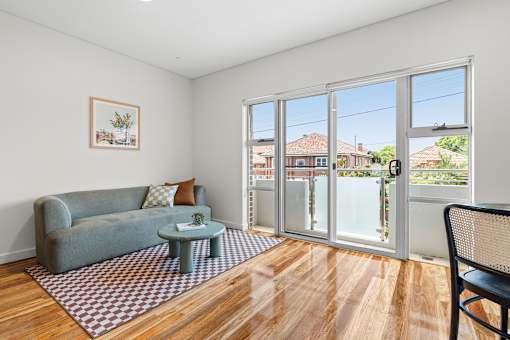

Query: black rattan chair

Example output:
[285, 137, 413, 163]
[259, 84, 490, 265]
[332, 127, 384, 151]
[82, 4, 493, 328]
[444, 204, 510, 339]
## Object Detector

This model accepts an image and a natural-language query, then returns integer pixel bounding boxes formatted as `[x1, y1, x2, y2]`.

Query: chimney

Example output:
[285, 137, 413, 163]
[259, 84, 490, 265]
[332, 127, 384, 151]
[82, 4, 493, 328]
[357, 143, 363, 152]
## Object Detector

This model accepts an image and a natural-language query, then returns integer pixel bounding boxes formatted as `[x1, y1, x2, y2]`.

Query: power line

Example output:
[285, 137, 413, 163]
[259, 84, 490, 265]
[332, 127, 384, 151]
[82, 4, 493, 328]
[253, 105, 394, 133]
[252, 91, 464, 133]
[413, 91, 464, 104]
[338, 105, 394, 119]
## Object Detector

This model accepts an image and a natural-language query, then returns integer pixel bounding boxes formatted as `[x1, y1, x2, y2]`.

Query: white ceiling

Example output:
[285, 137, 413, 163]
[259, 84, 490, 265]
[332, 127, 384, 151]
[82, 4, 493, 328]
[0, 0, 448, 78]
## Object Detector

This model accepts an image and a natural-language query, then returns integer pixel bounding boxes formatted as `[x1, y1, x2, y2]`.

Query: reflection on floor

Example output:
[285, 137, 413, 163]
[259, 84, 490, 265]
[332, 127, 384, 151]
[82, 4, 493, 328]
[251, 224, 275, 235]
[0, 235, 503, 339]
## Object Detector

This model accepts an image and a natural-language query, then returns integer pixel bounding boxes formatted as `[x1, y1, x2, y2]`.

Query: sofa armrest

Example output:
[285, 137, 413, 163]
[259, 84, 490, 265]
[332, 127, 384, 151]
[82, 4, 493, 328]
[34, 196, 72, 236]
[193, 185, 206, 206]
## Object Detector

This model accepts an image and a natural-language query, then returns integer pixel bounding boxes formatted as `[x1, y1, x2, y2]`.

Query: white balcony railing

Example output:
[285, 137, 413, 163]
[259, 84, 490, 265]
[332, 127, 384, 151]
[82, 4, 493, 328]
[250, 167, 469, 258]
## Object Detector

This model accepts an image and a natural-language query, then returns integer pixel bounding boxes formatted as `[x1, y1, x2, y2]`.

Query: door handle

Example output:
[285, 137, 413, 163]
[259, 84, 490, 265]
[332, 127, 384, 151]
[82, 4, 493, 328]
[388, 159, 402, 177]
[431, 123, 468, 131]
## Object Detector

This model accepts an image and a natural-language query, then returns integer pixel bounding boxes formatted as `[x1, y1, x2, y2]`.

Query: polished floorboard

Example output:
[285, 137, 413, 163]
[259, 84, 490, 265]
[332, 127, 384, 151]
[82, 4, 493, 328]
[0, 236, 504, 339]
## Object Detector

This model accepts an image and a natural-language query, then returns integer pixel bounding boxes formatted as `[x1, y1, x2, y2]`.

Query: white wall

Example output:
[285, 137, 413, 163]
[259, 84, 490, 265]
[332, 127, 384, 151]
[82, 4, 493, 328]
[192, 0, 510, 229]
[0, 12, 193, 263]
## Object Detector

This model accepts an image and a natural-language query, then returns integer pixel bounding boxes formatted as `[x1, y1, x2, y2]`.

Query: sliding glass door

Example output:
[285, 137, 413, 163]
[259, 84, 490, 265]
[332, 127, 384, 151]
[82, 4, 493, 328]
[245, 58, 472, 259]
[333, 80, 401, 251]
[282, 94, 329, 239]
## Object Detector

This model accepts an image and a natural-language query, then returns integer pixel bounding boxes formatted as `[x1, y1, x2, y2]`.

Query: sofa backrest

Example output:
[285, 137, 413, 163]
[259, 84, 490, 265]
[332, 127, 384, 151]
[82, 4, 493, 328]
[55, 186, 149, 220]
[54, 185, 207, 220]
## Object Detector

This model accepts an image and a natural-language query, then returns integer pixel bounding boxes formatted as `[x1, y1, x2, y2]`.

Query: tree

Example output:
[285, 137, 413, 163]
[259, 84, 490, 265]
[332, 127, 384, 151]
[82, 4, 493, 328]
[337, 157, 347, 168]
[435, 136, 468, 155]
[437, 153, 456, 169]
[110, 112, 135, 145]
[370, 145, 395, 165]
[110, 112, 125, 129]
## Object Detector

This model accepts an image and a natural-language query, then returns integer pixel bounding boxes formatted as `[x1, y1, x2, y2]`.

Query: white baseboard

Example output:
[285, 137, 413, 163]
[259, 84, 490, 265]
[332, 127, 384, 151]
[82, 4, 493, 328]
[212, 218, 247, 231]
[0, 247, 35, 265]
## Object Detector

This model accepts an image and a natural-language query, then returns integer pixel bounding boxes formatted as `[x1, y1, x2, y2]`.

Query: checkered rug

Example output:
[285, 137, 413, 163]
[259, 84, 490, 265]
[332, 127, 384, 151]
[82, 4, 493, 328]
[26, 229, 281, 338]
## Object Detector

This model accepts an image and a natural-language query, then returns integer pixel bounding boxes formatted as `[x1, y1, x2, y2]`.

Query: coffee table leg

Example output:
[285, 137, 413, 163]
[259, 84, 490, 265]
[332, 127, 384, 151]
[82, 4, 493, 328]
[210, 236, 222, 258]
[180, 240, 194, 273]
[168, 240, 180, 258]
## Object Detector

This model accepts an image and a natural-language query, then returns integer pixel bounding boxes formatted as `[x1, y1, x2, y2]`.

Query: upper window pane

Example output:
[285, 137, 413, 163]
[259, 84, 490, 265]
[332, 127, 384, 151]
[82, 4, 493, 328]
[250, 102, 274, 140]
[411, 67, 466, 128]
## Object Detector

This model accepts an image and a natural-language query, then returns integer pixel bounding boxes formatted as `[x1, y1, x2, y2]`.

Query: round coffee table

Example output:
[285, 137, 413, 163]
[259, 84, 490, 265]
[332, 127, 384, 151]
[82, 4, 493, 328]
[157, 221, 225, 273]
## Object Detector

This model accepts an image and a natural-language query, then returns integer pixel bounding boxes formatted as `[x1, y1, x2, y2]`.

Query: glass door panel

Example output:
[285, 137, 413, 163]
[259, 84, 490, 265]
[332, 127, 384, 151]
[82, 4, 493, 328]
[283, 94, 328, 238]
[335, 81, 398, 249]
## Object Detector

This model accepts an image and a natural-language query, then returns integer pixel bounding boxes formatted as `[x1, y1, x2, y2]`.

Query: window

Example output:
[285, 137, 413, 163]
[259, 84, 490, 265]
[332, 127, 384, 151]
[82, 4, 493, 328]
[411, 67, 466, 128]
[244, 58, 472, 257]
[250, 102, 275, 140]
[247, 102, 276, 233]
[409, 136, 469, 187]
[315, 157, 327, 167]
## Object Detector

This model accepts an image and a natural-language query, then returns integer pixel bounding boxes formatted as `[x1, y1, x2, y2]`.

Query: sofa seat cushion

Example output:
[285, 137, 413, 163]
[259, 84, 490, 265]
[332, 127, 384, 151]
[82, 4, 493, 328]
[45, 205, 211, 273]
[72, 205, 211, 227]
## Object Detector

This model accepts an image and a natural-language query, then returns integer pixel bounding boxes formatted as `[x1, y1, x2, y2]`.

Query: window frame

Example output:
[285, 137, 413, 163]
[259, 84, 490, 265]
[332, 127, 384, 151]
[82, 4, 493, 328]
[246, 101, 277, 193]
[243, 56, 473, 258]
[406, 62, 472, 204]
[410, 66, 468, 130]
[295, 159, 306, 167]
[315, 157, 328, 167]
[248, 101, 276, 142]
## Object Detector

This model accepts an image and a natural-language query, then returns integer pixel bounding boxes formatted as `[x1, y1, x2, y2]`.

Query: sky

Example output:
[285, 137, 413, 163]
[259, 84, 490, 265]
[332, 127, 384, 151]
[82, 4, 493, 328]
[251, 67, 466, 154]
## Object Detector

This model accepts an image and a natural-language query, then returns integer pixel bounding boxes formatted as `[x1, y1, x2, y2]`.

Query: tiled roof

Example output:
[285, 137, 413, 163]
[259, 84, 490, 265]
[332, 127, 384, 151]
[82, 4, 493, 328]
[251, 145, 272, 164]
[252, 145, 273, 154]
[260, 133, 369, 157]
[251, 152, 266, 164]
[410, 145, 467, 167]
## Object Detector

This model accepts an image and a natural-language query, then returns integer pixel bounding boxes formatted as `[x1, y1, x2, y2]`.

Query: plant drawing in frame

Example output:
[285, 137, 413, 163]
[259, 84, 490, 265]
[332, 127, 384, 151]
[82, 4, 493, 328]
[90, 97, 140, 150]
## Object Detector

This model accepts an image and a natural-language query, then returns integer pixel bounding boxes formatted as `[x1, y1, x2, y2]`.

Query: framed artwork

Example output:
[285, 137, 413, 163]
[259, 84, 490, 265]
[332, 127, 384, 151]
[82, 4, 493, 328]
[89, 97, 140, 150]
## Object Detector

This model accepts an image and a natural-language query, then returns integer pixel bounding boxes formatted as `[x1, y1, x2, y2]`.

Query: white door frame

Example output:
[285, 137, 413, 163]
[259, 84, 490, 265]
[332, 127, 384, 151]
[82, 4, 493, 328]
[326, 78, 406, 258]
[244, 56, 473, 260]
[277, 90, 330, 240]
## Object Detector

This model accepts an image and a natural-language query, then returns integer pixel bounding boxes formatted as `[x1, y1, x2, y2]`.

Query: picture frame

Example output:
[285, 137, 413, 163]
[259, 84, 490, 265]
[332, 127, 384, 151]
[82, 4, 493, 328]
[89, 97, 140, 150]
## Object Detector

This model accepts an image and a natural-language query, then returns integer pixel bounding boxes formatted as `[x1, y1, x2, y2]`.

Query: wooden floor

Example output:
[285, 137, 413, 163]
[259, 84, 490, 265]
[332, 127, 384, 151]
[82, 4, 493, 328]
[0, 236, 504, 339]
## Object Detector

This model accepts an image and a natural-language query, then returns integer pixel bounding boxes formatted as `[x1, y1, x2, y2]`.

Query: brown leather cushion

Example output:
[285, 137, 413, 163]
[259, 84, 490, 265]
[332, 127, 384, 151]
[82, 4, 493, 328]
[165, 178, 195, 206]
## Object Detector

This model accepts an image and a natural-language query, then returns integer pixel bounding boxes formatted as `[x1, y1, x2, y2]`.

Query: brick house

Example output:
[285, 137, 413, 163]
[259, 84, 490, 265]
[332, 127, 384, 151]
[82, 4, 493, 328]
[252, 133, 372, 178]
[409, 145, 467, 168]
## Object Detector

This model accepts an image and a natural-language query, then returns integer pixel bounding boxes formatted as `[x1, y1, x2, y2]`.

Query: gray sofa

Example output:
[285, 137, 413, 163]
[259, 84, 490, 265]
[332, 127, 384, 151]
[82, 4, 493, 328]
[34, 185, 211, 273]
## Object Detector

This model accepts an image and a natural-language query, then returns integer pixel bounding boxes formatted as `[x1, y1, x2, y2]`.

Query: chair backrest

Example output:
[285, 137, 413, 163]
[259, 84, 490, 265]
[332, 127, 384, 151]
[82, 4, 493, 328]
[444, 204, 510, 276]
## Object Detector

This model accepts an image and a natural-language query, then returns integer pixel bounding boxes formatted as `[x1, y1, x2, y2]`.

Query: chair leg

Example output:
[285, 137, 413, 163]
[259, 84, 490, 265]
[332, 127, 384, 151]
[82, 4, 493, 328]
[501, 306, 508, 340]
[450, 291, 460, 340]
